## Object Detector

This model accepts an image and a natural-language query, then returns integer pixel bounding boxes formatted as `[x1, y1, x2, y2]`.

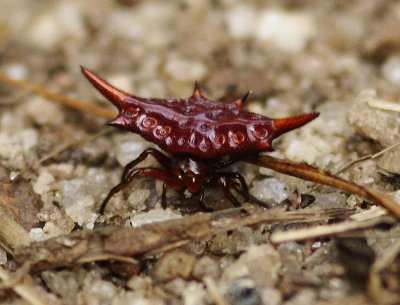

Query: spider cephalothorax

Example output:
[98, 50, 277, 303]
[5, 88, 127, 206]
[81, 67, 319, 213]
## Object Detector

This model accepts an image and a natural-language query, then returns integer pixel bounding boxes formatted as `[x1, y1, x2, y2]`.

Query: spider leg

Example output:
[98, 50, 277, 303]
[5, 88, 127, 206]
[196, 184, 214, 211]
[122, 148, 171, 180]
[217, 172, 249, 193]
[229, 181, 270, 207]
[215, 157, 242, 169]
[217, 176, 241, 207]
[100, 167, 183, 214]
[216, 173, 269, 207]
[161, 182, 168, 209]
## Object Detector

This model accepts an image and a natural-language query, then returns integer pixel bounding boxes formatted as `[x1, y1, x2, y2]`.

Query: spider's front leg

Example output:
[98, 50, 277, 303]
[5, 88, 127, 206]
[121, 148, 171, 180]
[100, 167, 184, 214]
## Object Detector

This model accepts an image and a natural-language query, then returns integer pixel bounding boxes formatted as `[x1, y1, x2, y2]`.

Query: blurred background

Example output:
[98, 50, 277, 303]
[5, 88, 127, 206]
[1, 1, 400, 304]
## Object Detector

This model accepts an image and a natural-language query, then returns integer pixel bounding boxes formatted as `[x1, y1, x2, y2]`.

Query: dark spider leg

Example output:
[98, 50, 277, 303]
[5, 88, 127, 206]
[216, 172, 264, 205]
[121, 148, 171, 180]
[100, 167, 183, 214]
[217, 176, 241, 207]
[229, 181, 270, 207]
[220, 173, 267, 205]
[215, 157, 242, 170]
[197, 185, 214, 211]
[217, 172, 249, 192]
[161, 182, 168, 209]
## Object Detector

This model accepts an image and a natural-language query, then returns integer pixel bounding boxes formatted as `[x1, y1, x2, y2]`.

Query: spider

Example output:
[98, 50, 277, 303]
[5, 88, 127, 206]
[81, 67, 319, 214]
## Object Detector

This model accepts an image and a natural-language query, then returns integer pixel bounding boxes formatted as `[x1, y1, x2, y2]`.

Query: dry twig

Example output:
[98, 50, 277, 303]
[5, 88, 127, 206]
[270, 216, 395, 244]
[13, 207, 354, 271]
[0, 71, 115, 119]
[246, 155, 400, 220]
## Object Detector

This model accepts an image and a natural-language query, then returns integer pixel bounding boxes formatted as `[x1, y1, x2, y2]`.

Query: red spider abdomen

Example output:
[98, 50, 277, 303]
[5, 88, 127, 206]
[81, 67, 319, 159]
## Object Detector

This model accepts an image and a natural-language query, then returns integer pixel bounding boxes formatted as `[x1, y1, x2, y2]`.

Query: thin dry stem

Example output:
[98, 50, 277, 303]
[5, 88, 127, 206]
[270, 216, 394, 244]
[334, 142, 400, 175]
[245, 155, 400, 220]
[0, 71, 115, 119]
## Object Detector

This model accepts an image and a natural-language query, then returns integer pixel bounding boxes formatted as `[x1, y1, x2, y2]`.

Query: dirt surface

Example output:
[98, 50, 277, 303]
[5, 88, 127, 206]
[1, 1, 400, 304]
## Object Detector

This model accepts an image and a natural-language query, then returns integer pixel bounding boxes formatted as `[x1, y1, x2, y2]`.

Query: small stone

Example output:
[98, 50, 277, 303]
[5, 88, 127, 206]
[347, 194, 361, 207]
[208, 227, 255, 255]
[222, 244, 281, 287]
[25, 97, 64, 125]
[283, 136, 332, 164]
[105, 10, 143, 40]
[64, 195, 97, 228]
[127, 276, 152, 291]
[381, 55, 400, 85]
[164, 54, 208, 83]
[127, 188, 150, 211]
[29, 228, 44, 241]
[260, 287, 282, 305]
[48, 163, 74, 179]
[153, 250, 197, 282]
[347, 90, 400, 147]
[113, 134, 155, 167]
[192, 256, 221, 280]
[77, 278, 118, 305]
[257, 10, 315, 53]
[41, 270, 79, 301]
[225, 5, 257, 39]
[278, 242, 304, 262]
[27, 2, 85, 50]
[225, 280, 262, 305]
[182, 282, 208, 305]
[32, 171, 55, 195]
[377, 147, 400, 175]
[20, 129, 39, 153]
[163, 278, 187, 296]
[250, 178, 288, 204]
[42, 222, 65, 239]
[4, 63, 27, 80]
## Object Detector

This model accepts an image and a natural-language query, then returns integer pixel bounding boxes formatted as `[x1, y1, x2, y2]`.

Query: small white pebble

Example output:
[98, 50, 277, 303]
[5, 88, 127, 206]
[251, 178, 288, 204]
[4, 63, 27, 80]
[9, 171, 19, 181]
[33, 171, 55, 195]
[346, 194, 358, 208]
[65, 195, 97, 227]
[257, 9, 315, 53]
[164, 55, 208, 82]
[127, 189, 150, 211]
[27, 3, 85, 49]
[225, 5, 257, 39]
[29, 228, 44, 241]
[25, 97, 64, 125]
[113, 134, 154, 167]
[42, 222, 64, 239]
[19, 129, 39, 153]
[381, 56, 400, 85]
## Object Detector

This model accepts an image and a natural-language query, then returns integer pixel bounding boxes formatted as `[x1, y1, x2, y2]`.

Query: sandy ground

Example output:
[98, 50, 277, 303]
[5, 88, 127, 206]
[1, 1, 400, 304]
